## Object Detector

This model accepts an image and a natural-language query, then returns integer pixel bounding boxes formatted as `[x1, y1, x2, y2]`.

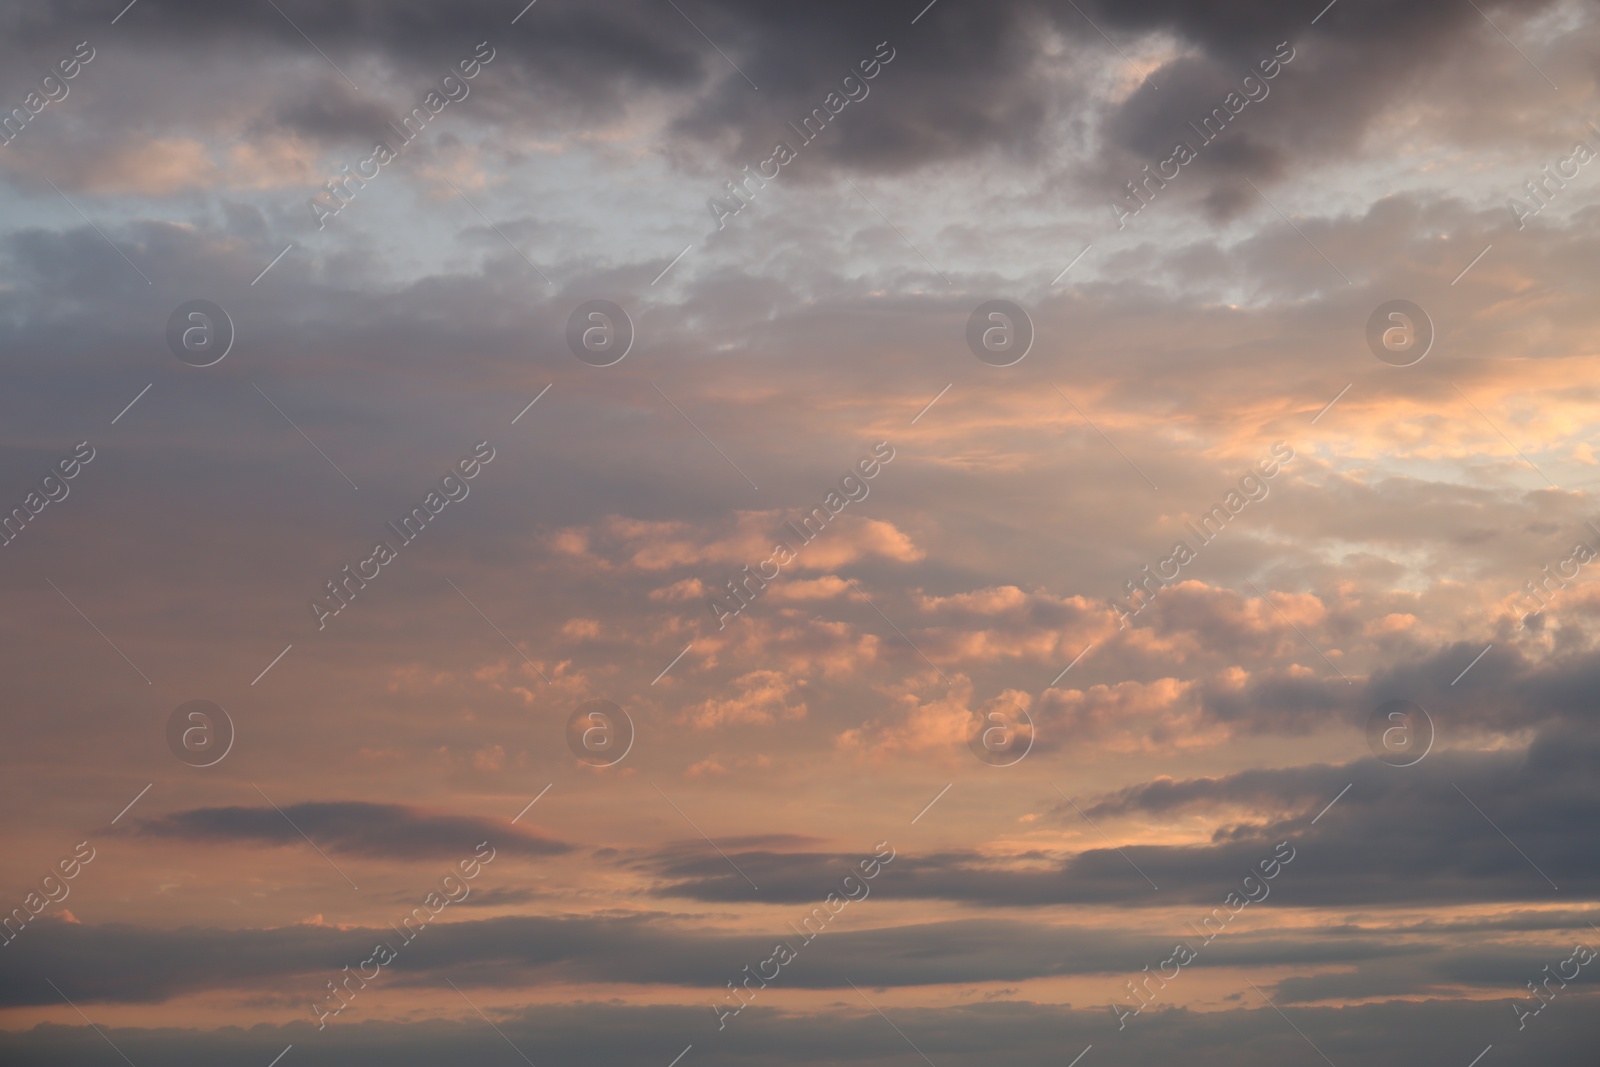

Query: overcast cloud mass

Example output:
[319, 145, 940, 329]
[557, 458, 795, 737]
[0, 0, 1598, 1064]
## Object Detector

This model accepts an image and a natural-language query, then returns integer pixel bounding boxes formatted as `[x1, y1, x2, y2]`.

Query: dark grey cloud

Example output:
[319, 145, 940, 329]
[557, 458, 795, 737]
[264, 83, 400, 143]
[1, 991, 1597, 1067]
[1074, 0, 1575, 221]
[1, 0, 1581, 205]
[640, 729, 1600, 908]
[130, 801, 570, 859]
[0, 908, 1557, 1010]
[1082, 729, 1600, 905]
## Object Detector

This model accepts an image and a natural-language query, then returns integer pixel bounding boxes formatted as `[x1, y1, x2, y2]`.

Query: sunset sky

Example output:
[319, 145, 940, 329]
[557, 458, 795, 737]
[2, 1, 1599, 1065]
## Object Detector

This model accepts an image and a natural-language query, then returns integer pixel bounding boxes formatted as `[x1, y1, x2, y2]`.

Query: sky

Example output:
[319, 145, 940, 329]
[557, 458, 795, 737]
[1, 0, 1598, 1064]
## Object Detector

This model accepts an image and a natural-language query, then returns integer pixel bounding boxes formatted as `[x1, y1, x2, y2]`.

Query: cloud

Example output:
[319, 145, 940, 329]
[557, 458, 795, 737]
[682, 669, 808, 729]
[6, 0, 1576, 221]
[648, 723, 1600, 908]
[3, 974, 1597, 1067]
[1, 5, 1599, 1063]
[0, 907, 1519, 1008]
[131, 802, 571, 861]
